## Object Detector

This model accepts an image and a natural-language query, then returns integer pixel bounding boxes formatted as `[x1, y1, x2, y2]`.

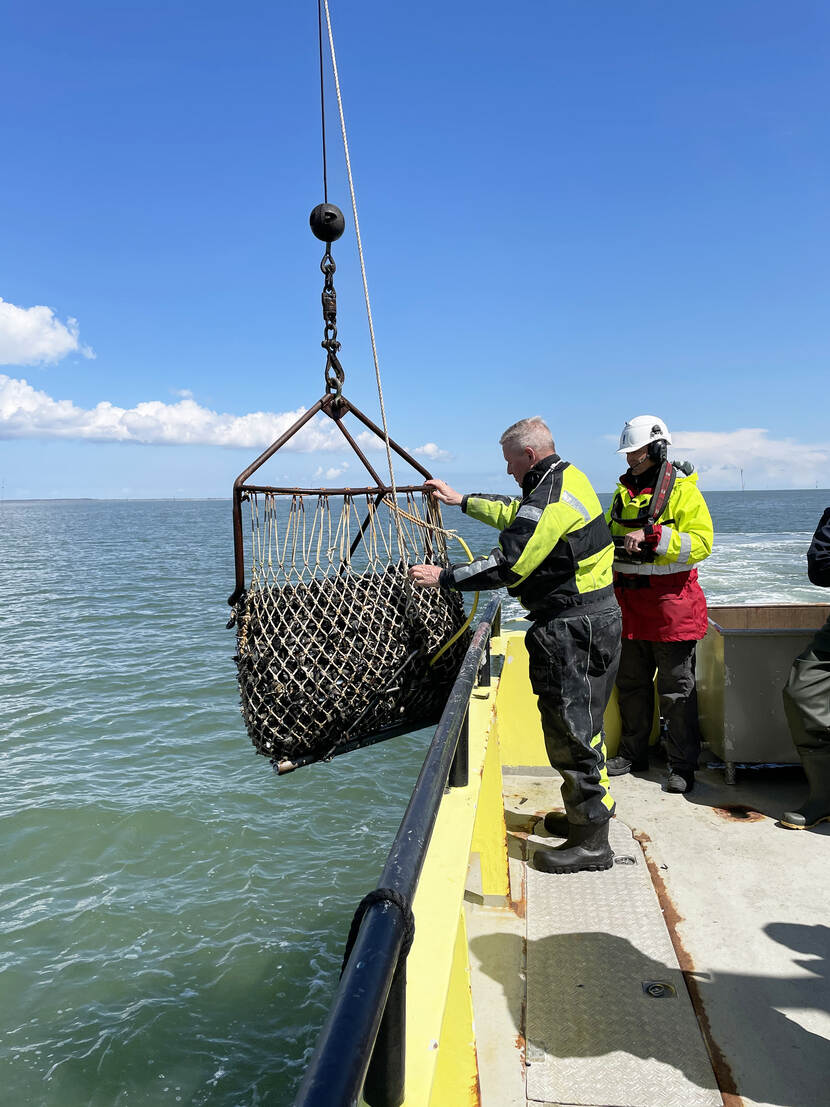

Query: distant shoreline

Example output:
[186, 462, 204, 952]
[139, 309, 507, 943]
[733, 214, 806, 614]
[2, 490, 828, 505]
[1, 497, 232, 504]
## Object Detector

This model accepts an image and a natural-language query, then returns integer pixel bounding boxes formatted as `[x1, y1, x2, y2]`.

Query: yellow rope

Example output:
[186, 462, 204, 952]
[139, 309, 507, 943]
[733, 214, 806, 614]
[427, 531, 478, 667]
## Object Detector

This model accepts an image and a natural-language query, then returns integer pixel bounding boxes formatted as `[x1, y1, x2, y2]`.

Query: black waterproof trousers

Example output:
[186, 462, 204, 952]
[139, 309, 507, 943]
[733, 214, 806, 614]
[525, 603, 622, 825]
[616, 639, 700, 774]
[783, 616, 830, 754]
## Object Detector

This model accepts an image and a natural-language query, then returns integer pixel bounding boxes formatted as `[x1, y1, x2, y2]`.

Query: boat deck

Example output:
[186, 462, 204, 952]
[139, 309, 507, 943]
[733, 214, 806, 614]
[465, 759, 830, 1107]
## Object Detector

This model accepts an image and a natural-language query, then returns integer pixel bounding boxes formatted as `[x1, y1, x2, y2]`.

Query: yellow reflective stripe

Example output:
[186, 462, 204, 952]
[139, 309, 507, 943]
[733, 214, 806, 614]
[591, 731, 615, 811]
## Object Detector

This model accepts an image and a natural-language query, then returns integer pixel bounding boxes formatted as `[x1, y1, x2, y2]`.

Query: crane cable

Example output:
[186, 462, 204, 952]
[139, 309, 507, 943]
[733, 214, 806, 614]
[320, 0, 480, 659]
[319, 0, 402, 546]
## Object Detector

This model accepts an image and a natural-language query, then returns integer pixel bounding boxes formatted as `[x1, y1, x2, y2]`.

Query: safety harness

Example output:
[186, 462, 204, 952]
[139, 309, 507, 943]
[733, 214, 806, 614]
[609, 460, 685, 569]
[609, 460, 677, 531]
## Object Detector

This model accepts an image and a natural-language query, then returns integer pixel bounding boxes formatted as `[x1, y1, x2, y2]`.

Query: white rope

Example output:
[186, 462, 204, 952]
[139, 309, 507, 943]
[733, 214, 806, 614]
[321, 0, 409, 560]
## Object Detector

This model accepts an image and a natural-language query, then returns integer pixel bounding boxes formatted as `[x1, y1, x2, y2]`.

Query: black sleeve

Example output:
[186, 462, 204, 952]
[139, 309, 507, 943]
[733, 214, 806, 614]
[807, 507, 830, 587]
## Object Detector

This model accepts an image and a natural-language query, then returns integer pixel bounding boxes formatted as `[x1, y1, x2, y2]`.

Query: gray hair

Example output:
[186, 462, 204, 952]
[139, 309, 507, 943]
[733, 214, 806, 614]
[499, 416, 555, 455]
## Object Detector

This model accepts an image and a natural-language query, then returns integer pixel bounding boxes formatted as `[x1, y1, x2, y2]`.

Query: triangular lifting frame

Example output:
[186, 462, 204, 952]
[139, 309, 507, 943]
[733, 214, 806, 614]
[229, 391, 433, 606]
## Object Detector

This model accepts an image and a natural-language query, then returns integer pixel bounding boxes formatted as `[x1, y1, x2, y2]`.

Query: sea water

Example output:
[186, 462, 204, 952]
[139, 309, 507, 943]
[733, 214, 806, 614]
[1, 490, 828, 1105]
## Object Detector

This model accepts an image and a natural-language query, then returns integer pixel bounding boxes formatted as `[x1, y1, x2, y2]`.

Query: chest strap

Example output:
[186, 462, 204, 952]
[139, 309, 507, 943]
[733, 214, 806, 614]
[610, 461, 677, 529]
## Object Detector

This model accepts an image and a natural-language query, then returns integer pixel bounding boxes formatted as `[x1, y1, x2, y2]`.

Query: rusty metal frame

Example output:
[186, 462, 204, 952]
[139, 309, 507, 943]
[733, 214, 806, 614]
[229, 391, 434, 604]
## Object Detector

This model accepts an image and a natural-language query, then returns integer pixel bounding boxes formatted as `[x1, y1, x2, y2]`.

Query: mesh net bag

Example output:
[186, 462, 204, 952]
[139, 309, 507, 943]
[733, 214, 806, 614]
[230, 489, 470, 769]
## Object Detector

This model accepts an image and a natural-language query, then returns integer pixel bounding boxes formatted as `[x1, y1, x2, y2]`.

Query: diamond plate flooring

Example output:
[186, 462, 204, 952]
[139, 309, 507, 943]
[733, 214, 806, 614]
[525, 818, 722, 1107]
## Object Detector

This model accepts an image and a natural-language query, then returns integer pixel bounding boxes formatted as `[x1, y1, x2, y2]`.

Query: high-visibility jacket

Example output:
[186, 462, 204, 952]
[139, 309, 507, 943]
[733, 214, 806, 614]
[439, 454, 616, 619]
[606, 469, 713, 641]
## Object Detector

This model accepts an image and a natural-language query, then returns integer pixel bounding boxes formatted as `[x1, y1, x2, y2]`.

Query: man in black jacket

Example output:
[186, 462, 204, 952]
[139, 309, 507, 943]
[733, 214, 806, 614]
[409, 416, 622, 874]
[780, 506, 830, 829]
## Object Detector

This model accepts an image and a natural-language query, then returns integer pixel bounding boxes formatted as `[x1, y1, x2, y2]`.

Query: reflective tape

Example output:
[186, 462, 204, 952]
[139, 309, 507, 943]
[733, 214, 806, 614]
[454, 553, 500, 582]
[614, 561, 691, 576]
[562, 490, 590, 522]
[678, 531, 693, 564]
[655, 527, 672, 556]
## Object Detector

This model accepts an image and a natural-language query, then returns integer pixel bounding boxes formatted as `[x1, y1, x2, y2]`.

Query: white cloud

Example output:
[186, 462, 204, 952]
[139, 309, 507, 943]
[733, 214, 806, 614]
[0, 374, 346, 449]
[0, 298, 95, 365]
[672, 428, 830, 488]
[314, 462, 350, 479]
[413, 441, 452, 461]
[0, 375, 456, 478]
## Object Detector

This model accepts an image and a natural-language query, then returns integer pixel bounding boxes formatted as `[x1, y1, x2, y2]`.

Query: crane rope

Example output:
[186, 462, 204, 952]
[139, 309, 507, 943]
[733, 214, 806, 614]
[318, 0, 479, 651]
[320, 0, 404, 545]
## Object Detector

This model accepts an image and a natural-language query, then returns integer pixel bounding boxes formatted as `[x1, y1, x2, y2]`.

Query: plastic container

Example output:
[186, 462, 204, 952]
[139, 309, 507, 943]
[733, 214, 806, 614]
[696, 604, 830, 781]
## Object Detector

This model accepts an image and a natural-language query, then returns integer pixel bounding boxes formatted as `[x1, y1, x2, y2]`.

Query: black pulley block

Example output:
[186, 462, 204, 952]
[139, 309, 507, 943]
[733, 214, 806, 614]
[309, 203, 345, 243]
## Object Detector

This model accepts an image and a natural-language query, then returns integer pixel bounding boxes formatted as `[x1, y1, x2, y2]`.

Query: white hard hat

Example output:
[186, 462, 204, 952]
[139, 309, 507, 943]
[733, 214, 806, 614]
[616, 415, 672, 454]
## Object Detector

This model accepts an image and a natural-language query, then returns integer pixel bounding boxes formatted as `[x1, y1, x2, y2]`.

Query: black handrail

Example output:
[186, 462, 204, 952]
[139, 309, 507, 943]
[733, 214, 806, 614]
[293, 595, 502, 1107]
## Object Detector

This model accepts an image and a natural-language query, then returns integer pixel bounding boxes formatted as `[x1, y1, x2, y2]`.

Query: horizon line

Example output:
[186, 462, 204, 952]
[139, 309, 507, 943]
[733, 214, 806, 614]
[3, 488, 829, 505]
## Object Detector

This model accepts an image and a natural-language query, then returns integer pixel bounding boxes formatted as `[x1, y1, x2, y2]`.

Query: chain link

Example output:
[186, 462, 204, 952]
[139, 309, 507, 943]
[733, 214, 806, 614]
[321, 250, 345, 398]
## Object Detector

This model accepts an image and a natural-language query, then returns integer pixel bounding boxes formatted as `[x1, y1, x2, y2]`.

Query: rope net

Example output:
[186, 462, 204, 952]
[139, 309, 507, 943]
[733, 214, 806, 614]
[232, 489, 470, 767]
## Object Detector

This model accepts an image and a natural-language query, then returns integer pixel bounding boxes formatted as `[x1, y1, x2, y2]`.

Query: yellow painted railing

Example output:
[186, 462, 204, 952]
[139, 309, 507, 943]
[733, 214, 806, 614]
[399, 634, 509, 1107]
[389, 629, 658, 1105]
[303, 611, 658, 1107]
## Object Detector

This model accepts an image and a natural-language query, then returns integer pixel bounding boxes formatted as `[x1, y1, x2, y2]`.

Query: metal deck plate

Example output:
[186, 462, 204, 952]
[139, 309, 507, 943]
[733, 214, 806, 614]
[525, 819, 722, 1107]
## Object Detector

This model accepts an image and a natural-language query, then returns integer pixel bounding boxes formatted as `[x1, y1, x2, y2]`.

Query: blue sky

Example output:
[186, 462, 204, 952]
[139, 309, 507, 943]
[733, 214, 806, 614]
[2, 0, 828, 498]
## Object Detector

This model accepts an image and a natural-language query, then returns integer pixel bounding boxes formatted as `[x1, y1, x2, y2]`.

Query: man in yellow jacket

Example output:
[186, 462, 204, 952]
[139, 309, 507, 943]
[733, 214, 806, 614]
[605, 415, 713, 794]
[409, 416, 621, 874]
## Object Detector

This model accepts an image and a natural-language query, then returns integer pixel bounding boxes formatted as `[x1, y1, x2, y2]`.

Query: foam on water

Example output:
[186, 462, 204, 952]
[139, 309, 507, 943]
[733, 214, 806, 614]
[1, 492, 827, 1104]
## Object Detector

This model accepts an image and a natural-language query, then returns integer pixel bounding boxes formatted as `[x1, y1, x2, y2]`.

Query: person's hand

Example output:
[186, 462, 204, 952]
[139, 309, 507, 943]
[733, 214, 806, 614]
[623, 528, 647, 554]
[408, 564, 442, 588]
[423, 479, 462, 506]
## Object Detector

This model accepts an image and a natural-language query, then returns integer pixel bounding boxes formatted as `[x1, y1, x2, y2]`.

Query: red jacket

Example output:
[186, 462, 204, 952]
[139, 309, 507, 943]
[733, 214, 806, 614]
[614, 567, 708, 642]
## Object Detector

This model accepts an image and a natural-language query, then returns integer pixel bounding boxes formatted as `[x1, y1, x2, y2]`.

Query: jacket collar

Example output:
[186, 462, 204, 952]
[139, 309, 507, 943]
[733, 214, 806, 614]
[620, 462, 661, 494]
[522, 453, 562, 497]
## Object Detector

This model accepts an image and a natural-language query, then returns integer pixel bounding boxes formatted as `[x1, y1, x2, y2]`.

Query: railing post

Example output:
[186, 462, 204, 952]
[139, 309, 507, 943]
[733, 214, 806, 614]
[363, 959, 407, 1107]
[478, 636, 491, 688]
[449, 709, 469, 789]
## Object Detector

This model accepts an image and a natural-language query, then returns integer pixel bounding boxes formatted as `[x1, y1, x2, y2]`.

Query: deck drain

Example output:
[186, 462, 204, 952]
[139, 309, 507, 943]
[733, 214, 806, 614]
[642, 980, 676, 999]
[614, 854, 637, 865]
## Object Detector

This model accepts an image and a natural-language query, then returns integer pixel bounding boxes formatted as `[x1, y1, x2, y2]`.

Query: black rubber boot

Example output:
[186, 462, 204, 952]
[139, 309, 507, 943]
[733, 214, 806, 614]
[666, 770, 695, 794]
[532, 821, 614, 874]
[542, 810, 569, 836]
[780, 748, 830, 829]
[606, 755, 649, 777]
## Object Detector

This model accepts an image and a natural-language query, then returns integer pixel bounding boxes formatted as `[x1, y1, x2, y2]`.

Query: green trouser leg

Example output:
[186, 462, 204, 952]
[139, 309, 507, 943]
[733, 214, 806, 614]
[781, 642, 830, 829]
[780, 747, 830, 829]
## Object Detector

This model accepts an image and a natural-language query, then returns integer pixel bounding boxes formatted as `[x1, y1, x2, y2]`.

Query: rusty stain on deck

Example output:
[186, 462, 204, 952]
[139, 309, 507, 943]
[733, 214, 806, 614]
[712, 804, 765, 823]
[633, 829, 744, 1107]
